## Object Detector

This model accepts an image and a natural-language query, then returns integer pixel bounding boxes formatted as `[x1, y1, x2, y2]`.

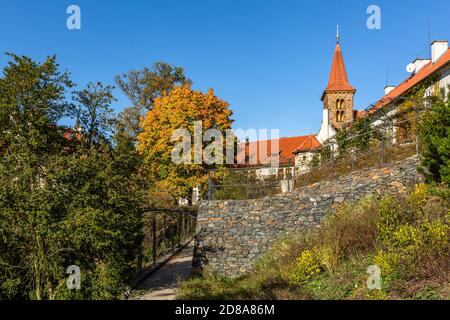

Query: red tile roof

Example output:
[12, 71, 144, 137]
[237, 135, 321, 166]
[293, 135, 321, 153]
[63, 128, 82, 142]
[323, 43, 356, 96]
[367, 48, 450, 115]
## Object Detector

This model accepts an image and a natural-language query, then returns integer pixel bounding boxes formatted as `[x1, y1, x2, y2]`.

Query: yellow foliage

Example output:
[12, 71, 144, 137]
[365, 289, 388, 300]
[392, 224, 422, 250]
[374, 250, 400, 276]
[375, 219, 449, 278]
[312, 245, 339, 273]
[391, 221, 449, 253]
[137, 85, 233, 198]
[287, 250, 322, 285]
[408, 183, 429, 207]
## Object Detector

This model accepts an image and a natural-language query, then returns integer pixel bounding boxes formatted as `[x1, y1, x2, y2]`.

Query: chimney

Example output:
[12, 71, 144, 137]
[244, 138, 250, 164]
[431, 40, 448, 64]
[384, 85, 396, 95]
[412, 58, 431, 73]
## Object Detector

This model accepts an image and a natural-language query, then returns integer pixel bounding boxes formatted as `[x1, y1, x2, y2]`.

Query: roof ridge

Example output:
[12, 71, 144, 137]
[367, 48, 450, 115]
[293, 135, 320, 153]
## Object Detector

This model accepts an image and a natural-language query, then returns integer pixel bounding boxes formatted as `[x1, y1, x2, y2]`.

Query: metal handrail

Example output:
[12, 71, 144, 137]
[138, 208, 197, 271]
[206, 114, 422, 199]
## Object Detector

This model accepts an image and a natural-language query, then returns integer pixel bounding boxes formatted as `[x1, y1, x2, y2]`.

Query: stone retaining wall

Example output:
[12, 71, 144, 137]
[193, 156, 422, 278]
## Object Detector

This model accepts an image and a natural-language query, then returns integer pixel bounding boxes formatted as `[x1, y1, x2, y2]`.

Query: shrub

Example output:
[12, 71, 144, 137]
[419, 87, 450, 185]
[374, 251, 400, 276]
[376, 197, 406, 242]
[308, 197, 380, 270]
[388, 220, 449, 275]
[374, 184, 450, 296]
[255, 236, 305, 281]
[408, 183, 429, 206]
[287, 250, 322, 285]
[312, 245, 339, 273]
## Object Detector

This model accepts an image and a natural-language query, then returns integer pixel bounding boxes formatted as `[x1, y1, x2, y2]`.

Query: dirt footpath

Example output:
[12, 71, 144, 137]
[132, 240, 194, 300]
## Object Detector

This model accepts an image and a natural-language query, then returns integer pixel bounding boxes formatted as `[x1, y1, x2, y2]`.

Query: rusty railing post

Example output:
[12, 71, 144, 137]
[171, 212, 175, 253]
[414, 104, 420, 156]
[380, 130, 385, 167]
[416, 133, 420, 156]
[177, 212, 182, 246]
[245, 170, 249, 199]
[137, 209, 144, 273]
[207, 173, 213, 200]
[163, 214, 167, 255]
[351, 147, 356, 171]
[152, 212, 157, 266]
[182, 211, 186, 242]
[331, 145, 336, 178]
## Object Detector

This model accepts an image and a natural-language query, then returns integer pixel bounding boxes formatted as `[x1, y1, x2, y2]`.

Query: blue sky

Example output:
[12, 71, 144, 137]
[1, 0, 449, 137]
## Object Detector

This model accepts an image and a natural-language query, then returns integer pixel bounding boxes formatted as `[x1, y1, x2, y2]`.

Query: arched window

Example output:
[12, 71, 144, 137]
[336, 110, 345, 122]
[335, 99, 345, 122]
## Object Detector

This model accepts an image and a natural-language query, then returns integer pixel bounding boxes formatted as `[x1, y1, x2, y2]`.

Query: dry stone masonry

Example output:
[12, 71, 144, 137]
[193, 156, 422, 278]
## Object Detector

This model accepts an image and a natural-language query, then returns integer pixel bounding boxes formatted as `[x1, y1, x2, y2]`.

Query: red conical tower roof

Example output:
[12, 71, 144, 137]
[323, 42, 355, 94]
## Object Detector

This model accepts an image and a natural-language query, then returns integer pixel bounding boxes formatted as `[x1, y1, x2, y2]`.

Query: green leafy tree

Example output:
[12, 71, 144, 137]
[55, 145, 143, 299]
[0, 53, 74, 299]
[115, 62, 192, 143]
[115, 62, 192, 110]
[73, 82, 116, 148]
[419, 88, 450, 185]
[335, 117, 375, 154]
[116, 105, 144, 144]
[0, 54, 143, 300]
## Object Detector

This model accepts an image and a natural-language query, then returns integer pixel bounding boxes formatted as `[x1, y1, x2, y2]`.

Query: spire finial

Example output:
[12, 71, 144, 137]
[336, 24, 340, 43]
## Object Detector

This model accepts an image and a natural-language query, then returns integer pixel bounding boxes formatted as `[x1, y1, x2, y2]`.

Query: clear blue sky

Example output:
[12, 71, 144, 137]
[1, 0, 449, 137]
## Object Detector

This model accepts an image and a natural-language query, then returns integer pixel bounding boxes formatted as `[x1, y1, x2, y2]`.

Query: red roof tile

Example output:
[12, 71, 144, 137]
[323, 43, 356, 95]
[237, 135, 321, 166]
[367, 48, 450, 115]
[63, 128, 82, 142]
[293, 135, 321, 153]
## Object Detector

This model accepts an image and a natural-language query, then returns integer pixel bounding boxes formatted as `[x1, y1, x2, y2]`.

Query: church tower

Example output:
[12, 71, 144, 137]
[317, 26, 356, 143]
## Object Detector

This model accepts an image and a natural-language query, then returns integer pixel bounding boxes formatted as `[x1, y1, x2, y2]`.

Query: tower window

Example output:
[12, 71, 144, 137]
[335, 99, 345, 122]
[336, 110, 345, 122]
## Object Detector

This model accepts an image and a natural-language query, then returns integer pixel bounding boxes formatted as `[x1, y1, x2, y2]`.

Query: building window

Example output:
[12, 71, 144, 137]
[333, 99, 346, 123]
[336, 110, 344, 122]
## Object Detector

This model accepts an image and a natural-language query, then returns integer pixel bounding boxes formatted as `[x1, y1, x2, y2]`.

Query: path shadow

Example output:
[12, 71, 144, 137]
[135, 241, 195, 298]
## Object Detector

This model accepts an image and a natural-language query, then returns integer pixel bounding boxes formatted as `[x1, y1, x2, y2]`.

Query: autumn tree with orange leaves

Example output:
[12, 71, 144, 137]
[137, 85, 234, 200]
